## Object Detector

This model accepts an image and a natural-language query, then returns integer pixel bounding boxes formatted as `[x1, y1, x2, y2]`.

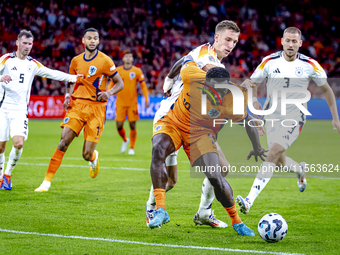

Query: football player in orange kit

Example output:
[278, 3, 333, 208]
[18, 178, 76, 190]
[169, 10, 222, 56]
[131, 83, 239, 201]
[148, 60, 266, 236]
[35, 28, 124, 192]
[114, 52, 149, 155]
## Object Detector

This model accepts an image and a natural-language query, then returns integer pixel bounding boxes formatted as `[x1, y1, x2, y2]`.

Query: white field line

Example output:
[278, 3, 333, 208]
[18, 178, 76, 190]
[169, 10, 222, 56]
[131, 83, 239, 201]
[0, 228, 304, 255]
[16, 161, 340, 179]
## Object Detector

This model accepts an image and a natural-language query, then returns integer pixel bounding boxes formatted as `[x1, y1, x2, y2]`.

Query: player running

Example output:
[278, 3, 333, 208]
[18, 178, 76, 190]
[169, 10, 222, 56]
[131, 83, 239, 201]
[113, 51, 149, 155]
[236, 27, 340, 214]
[0, 29, 81, 190]
[35, 28, 124, 192]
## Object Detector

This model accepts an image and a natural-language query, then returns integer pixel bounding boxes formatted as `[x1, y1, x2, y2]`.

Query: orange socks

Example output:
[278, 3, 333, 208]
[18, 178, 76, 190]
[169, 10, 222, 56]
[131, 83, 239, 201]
[118, 128, 127, 142]
[225, 204, 242, 225]
[44, 148, 65, 182]
[130, 129, 137, 149]
[153, 188, 166, 210]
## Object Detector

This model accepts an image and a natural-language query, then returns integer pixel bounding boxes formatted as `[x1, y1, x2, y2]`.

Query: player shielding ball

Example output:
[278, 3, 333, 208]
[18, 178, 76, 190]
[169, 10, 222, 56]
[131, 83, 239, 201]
[35, 28, 124, 192]
[146, 20, 265, 228]
[236, 27, 340, 214]
[148, 59, 266, 236]
[146, 20, 238, 228]
[0, 30, 80, 190]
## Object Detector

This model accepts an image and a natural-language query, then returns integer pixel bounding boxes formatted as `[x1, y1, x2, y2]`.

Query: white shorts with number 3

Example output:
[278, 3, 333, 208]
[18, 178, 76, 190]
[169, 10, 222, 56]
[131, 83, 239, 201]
[265, 118, 303, 151]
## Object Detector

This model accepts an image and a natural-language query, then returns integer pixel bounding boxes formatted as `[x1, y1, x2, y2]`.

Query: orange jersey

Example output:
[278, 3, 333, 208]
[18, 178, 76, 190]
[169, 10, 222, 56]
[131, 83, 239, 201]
[166, 61, 248, 134]
[69, 50, 117, 103]
[115, 65, 148, 107]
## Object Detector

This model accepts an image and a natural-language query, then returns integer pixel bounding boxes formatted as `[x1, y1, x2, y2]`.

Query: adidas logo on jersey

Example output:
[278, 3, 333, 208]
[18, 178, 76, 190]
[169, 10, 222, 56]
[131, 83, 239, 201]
[11, 66, 17, 71]
[273, 68, 280, 73]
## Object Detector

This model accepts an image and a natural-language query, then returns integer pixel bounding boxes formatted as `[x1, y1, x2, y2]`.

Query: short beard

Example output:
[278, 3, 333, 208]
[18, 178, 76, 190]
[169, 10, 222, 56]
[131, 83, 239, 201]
[85, 45, 98, 53]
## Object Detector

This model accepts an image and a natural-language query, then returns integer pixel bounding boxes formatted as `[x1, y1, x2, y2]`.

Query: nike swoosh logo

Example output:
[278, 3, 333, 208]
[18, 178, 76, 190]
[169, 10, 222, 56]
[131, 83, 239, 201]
[186, 92, 193, 98]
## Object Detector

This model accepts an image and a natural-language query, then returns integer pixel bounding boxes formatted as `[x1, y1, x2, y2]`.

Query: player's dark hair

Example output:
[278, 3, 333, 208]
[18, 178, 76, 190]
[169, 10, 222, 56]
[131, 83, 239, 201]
[215, 20, 240, 33]
[205, 67, 230, 82]
[283, 27, 302, 38]
[84, 27, 99, 37]
[204, 67, 231, 105]
[123, 51, 133, 57]
[18, 29, 34, 40]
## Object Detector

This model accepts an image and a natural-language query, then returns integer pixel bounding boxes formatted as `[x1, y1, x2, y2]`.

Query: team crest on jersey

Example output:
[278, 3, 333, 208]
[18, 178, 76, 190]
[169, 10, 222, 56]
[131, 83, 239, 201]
[88, 66, 97, 75]
[129, 72, 136, 80]
[295, 67, 303, 77]
[208, 56, 216, 63]
[155, 125, 162, 131]
[208, 108, 221, 118]
[64, 117, 70, 123]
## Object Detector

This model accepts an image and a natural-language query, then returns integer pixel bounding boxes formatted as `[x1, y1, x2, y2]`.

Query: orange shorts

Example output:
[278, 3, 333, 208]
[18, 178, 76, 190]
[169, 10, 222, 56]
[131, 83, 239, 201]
[60, 99, 106, 143]
[115, 104, 139, 122]
[153, 117, 218, 165]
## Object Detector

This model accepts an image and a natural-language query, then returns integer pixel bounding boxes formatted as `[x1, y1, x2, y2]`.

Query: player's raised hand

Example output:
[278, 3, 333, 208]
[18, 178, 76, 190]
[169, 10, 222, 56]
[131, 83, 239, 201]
[145, 101, 149, 108]
[76, 74, 84, 79]
[247, 147, 268, 162]
[0, 75, 12, 84]
[240, 79, 255, 89]
[332, 119, 340, 134]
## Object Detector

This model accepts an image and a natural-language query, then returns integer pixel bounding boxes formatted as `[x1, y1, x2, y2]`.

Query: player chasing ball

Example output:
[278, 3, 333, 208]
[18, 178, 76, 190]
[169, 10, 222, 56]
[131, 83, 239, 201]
[146, 20, 265, 228]
[147, 57, 266, 236]
[35, 28, 124, 192]
[236, 27, 340, 214]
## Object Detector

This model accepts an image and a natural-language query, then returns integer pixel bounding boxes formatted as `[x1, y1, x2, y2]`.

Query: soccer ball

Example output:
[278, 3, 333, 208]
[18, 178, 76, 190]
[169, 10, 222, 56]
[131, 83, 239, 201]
[258, 213, 288, 242]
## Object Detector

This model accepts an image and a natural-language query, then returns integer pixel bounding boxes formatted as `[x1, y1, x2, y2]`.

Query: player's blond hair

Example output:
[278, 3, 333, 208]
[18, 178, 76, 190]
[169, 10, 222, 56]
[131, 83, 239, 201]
[215, 20, 240, 33]
[18, 29, 34, 40]
[283, 27, 302, 38]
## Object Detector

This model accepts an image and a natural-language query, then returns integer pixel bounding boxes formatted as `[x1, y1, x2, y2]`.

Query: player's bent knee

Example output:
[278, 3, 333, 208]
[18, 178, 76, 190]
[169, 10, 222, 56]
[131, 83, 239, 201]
[13, 143, 23, 150]
[152, 134, 175, 161]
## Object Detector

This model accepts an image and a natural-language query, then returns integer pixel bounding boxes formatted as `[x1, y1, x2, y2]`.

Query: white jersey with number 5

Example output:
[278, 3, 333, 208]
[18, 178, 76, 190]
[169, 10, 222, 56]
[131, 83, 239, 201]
[0, 52, 77, 112]
[0, 52, 77, 142]
[154, 43, 224, 124]
[251, 51, 327, 121]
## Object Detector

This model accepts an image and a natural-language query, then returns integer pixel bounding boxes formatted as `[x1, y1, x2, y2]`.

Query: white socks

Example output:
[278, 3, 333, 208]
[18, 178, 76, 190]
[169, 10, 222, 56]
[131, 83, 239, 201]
[247, 162, 276, 205]
[4, 147, 23, 176]
[197, 177, 215, 219]
[285, 156, 301, 174]
[146, 184, 172, 210]
[0, 153, 5, 178]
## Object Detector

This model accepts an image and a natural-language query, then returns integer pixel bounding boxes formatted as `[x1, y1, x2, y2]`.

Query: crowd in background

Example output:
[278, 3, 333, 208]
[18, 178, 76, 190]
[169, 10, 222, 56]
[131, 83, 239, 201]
[1, 0, 340, 98]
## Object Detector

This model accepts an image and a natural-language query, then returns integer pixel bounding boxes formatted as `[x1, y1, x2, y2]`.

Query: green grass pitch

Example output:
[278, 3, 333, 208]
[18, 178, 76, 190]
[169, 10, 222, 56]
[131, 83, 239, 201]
[0, 119, 339, 255]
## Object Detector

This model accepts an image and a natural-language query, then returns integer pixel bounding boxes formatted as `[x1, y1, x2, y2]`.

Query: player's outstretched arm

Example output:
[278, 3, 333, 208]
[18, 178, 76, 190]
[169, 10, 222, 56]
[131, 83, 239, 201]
[244, 115, 267, 162]
[320, 82, 340, 134]
[97, 72, 124, 101]
[36, 65, 79, 83]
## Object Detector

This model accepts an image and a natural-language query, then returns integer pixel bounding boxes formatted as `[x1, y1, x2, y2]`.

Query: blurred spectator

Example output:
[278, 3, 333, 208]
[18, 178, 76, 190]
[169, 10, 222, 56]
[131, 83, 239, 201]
[0, 0, 339, 97]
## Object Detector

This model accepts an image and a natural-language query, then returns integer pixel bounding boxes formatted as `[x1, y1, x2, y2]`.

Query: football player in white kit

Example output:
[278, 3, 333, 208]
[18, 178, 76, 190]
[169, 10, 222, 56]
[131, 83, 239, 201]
[146, 20, 265, 228]
[236, 27, 340, 214]
[0, 30, 80, 190]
